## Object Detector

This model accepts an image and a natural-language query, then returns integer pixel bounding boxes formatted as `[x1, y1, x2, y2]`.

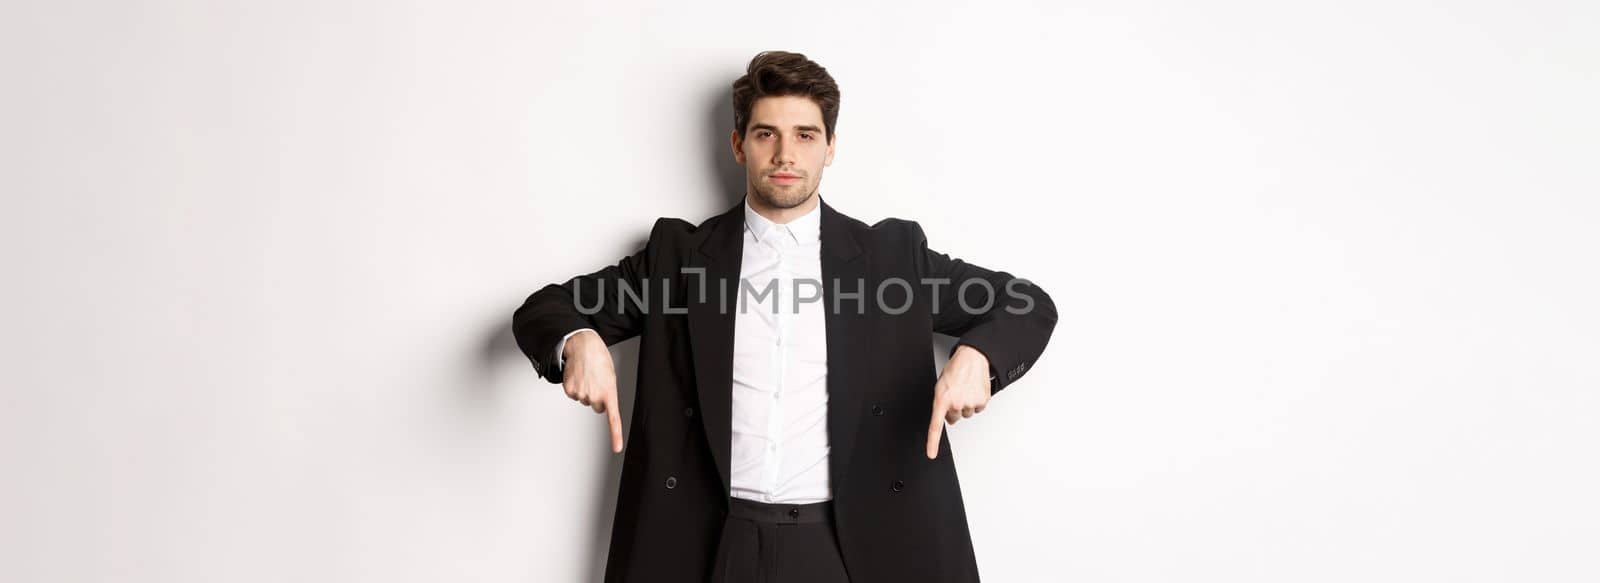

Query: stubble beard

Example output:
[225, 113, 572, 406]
[750, 178, 816, 210]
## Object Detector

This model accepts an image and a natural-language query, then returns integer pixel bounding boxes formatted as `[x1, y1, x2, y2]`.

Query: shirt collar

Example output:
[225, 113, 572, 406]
[743, 195, 821, 245]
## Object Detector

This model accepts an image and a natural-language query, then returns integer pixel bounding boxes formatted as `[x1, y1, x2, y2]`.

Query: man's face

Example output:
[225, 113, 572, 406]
[731, 95, 836, 209]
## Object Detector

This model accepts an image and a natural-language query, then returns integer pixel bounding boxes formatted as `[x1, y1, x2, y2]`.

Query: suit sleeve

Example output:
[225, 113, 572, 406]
[911, 222, 1058, 395]
[512, 224, 660, 384]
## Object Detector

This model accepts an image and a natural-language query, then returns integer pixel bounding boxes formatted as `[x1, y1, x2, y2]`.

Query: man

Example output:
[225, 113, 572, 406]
[513, 51, 1057, 582]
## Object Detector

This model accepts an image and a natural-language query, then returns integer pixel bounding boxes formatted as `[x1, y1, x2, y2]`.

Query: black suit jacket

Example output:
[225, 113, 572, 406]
[513, 196, 1057, 582]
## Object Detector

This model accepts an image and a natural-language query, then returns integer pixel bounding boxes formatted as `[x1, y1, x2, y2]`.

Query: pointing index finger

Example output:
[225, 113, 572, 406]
[926, 397, 945, 460]
[606, 395, 624, 454]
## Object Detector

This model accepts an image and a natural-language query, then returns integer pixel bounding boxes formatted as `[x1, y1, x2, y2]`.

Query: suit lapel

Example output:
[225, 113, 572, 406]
[686, 196, 867, 499]
[687, 200, 744, 496]
[818, 198, 868, 495]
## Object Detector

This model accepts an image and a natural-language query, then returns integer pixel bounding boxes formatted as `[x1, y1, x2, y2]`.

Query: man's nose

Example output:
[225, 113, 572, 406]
[771, 138, 795, 164]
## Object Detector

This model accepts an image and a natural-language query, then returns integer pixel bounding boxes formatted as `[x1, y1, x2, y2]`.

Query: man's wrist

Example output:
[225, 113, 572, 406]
[555, 328, 598, 369]
[952, 343, 997, 390]
[952, 343, 989, 367]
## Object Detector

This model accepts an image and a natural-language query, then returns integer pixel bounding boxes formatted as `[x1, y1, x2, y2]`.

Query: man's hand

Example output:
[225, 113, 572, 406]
[926, 345, 992, 459]
[562, 330, 624, 453]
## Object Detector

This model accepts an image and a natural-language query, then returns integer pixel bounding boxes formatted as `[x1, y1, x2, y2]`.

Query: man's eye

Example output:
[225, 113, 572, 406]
[800, 134, 813, 140]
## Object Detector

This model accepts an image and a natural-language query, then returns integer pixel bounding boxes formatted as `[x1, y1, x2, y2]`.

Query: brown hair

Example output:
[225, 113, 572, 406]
[731, 51, 840, 142]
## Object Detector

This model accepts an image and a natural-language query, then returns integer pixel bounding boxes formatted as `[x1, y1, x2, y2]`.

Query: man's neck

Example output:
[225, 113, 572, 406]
[746, 191, 820, 225]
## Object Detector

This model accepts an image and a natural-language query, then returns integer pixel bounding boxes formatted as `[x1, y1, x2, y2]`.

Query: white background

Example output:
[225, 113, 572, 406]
[3, 1, 1597, 581]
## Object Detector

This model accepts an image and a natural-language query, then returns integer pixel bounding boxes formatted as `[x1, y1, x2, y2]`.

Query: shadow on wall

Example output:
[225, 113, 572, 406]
[477, 291, 641, 583]
[478, 80, 751, 582]
[479, 242, 643, 583]
[705, 79, 748, 208]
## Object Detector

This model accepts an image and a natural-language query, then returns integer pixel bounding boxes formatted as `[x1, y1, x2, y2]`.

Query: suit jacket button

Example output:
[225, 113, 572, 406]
[684, 407, 694, 417]
[665, 476, 677, 489]
[788, 507, 800, 519]
[870, 403, 884, 416]
[891, 480, 904, 492]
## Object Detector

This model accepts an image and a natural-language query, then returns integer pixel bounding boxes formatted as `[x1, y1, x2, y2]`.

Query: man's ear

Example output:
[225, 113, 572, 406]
[730, 129, 746, 165]
[824, 132, 837, 167]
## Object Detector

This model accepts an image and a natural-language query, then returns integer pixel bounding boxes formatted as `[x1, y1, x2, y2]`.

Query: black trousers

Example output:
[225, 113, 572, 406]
[710, 497, 851, 583]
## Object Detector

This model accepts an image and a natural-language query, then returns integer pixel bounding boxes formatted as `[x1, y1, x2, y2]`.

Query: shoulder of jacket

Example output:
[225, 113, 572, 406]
[862, 216, 927, 246]
[648, 216, 697, 238]
[868, 216, 922, 232]
[642, 214, 719, 255]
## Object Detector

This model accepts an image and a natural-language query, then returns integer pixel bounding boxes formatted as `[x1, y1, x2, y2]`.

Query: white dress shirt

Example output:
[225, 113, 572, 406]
[555, 198, 832, 504]
[726, 199, 831, 504]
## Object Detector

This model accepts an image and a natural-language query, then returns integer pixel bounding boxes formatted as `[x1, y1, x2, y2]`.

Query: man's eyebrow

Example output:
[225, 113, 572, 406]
[749, 123, 824, 134]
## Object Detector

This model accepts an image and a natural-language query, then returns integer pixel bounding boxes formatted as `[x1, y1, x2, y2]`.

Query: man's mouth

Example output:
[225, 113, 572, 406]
[770, 173, 801, 184]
